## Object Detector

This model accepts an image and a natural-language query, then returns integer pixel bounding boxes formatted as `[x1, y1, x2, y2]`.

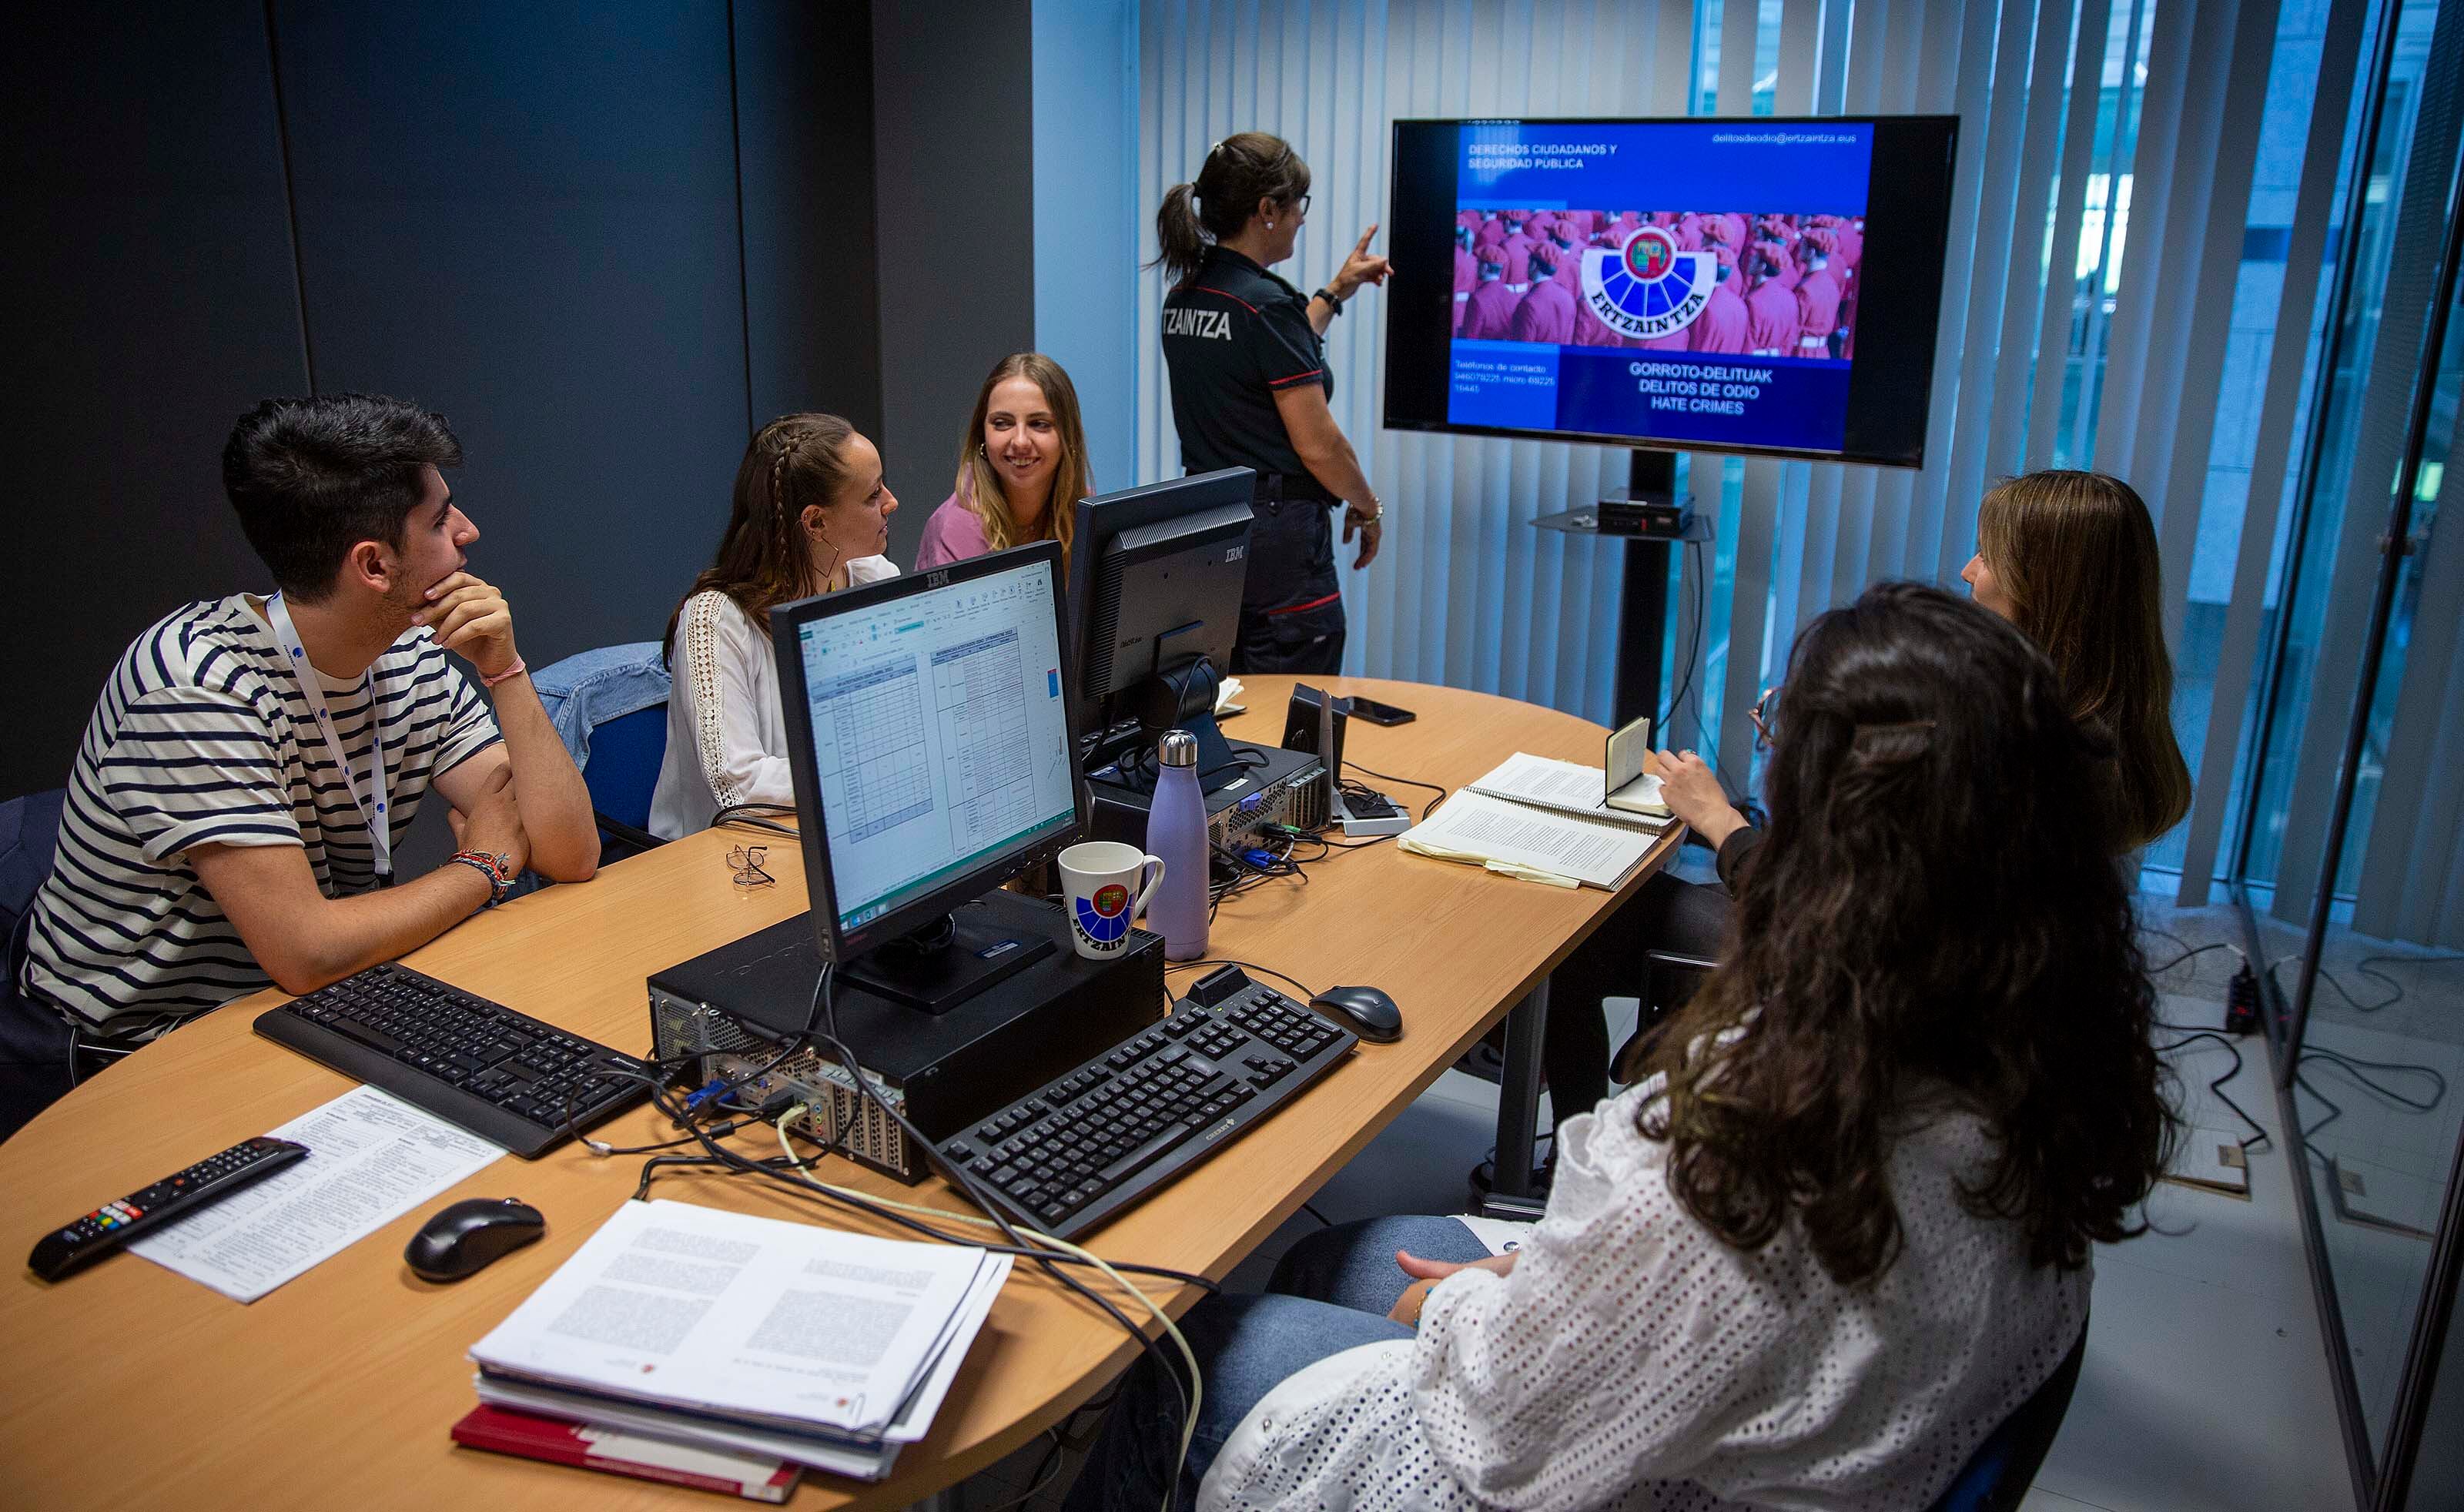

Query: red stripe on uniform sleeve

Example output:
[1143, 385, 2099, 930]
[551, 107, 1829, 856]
[1267, 368, 1325, 387]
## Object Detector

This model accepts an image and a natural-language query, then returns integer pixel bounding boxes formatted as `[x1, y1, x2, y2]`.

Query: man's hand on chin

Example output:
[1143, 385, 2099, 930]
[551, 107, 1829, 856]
[413, 572, 519, 680]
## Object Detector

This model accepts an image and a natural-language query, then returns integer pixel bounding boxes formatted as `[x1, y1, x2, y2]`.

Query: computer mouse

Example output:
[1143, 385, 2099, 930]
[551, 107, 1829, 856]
[404, 1197, 545, 1282]
[1311, 985, 1404, 1044]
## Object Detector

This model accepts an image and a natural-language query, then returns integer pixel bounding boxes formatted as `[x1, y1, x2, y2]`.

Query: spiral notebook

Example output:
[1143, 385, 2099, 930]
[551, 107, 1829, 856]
[1467, 751, 1672, 831]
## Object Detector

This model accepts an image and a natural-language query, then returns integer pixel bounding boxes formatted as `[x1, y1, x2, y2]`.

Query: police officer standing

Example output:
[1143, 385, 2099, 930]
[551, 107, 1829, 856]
[1154, 132, 1391, 674]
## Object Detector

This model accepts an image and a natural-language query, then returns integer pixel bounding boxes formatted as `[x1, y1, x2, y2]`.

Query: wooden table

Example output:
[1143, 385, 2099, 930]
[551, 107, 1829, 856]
[0, 677, 1676, 1510]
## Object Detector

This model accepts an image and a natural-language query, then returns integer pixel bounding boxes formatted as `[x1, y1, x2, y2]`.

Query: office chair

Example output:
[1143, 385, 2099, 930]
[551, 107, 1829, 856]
[1, 788, 86, 1138]
[530, 643, 671, 861]
[1927, 1320, 2088, 1512]
[1611, 948, 1718, 1085]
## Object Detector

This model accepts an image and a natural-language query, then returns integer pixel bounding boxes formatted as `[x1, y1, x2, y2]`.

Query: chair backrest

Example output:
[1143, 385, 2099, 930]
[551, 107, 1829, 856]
[1927, 1321, 2089, 1512]
[528, 643, 671, 858]
[2, 789, 68, 984]
[581, 703, 667, 838]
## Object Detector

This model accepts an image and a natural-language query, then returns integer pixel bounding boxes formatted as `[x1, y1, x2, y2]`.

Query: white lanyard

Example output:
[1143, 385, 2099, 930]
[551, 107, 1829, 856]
[264, 594, 393, 881]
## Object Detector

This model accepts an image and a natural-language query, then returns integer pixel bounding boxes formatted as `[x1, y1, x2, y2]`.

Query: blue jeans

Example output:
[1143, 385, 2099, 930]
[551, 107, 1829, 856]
[1062, 1216, 1495, 1512]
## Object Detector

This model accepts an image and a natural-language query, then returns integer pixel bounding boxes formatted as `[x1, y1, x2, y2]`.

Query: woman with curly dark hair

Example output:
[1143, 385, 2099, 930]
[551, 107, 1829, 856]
[1543, 467, 2189, 1159]
[1064, 584, 2176, 1512]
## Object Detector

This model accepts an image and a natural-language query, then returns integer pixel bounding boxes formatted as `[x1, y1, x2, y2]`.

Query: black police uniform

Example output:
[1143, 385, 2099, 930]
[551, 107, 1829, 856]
[1161, 246, 1349, 674]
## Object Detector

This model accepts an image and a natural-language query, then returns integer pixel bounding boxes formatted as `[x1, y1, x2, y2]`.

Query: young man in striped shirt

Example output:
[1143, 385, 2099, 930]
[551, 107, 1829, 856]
[15, 393, 600, 1087]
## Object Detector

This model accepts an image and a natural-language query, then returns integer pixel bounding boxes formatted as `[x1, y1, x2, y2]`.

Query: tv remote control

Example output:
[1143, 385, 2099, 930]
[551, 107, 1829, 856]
[27, 1136, 311, 1281]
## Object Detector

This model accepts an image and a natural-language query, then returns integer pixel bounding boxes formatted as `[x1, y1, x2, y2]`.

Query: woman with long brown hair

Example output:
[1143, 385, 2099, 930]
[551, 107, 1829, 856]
[1063, 584, 2176, 1511]
[648, 413, 900, 838]
[914, 353, 1092, 573]
[1540, 467, 2194, 1162]
[1961, 469, 2194, 851]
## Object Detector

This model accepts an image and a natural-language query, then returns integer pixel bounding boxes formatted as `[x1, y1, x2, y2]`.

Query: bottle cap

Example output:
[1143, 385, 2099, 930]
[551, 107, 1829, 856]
[1158, 730, 1198, 768]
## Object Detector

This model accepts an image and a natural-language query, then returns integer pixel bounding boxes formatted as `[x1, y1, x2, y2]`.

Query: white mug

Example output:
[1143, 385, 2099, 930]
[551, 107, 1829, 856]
[1057, 841, 1165, 959]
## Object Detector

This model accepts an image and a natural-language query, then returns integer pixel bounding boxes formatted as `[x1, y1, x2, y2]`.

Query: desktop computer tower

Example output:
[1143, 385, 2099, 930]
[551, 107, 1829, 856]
[1086, 741, 1330, 851]
[646, 890, 1165, 1183]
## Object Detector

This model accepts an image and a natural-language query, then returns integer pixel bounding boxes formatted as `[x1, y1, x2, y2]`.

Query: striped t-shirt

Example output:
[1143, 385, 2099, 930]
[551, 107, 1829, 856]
[21, 594, 500, 1040]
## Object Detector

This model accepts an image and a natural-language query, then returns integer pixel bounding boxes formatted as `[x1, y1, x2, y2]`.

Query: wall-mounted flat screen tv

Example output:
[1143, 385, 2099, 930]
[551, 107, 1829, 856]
[1384, 116, 1960, 467]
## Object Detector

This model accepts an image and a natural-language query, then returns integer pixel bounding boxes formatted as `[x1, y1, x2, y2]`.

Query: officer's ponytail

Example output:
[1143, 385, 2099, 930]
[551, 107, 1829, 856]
[1150, 132, 1312, 286]
[1155, 182, 1208, 286]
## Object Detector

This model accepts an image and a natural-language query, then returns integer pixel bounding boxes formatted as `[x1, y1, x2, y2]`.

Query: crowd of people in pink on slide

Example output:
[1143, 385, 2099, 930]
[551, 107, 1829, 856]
[1451, 207, 1864, 360]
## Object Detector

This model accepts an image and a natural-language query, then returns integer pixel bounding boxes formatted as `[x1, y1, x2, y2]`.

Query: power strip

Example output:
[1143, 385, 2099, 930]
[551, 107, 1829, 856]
[1336, 788, 1411, 838]
[2224, 962, 2261, 1035]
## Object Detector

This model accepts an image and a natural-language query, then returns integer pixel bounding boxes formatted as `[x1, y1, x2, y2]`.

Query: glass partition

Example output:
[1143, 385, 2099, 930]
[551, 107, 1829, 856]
[2232, 0, 2464, 1500]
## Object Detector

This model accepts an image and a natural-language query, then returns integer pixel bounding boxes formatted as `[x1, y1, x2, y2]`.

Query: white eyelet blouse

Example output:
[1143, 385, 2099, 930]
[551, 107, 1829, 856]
[1200, 1079, 2091, 1510]
[648, 565, 897, 840]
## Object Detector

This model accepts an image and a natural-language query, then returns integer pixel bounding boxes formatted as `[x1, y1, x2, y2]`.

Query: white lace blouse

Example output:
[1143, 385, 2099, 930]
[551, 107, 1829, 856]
[648, 565, 896, 840]
[1200, 1082, 2091, 1511]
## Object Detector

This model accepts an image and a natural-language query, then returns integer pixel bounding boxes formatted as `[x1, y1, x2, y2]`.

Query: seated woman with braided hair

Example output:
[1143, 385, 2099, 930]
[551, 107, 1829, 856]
[648, 414, 900, 838]
[1064, 582, 2176, 1512]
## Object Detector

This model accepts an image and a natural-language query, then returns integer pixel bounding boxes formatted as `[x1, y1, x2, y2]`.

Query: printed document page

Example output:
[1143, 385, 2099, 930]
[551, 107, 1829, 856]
[128, 1085, 505, 1303]
[1401, 791, 1656, 890]
[471, 1199, 1000, 1438]
[1468, 753, 1668, 829]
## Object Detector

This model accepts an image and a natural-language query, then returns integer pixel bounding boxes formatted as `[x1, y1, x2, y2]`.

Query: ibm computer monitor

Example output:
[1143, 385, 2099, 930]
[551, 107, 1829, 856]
[1066, 468, 1256, 784]
[1384, 115, 1960, 467]
[772, 541, 1085, 1009]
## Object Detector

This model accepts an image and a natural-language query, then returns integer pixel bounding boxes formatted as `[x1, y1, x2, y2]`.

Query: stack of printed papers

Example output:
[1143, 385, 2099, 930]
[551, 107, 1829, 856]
[469, 1199, 1010, 1481]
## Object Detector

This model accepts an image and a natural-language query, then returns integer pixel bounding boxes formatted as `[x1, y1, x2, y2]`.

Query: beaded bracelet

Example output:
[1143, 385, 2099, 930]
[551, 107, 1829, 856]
[447, 848, 515, 908]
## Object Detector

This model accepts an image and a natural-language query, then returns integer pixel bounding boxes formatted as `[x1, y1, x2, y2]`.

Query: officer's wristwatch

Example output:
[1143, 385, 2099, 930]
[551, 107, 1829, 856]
[1314, 286, 1346, 316]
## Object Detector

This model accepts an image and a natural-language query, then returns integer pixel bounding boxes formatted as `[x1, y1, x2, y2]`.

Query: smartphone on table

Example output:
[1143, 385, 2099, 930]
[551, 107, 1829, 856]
[1343, 695, 1415, 727]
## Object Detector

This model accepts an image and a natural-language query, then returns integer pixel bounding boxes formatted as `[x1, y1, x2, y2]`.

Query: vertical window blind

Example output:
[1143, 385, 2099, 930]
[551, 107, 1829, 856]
[1127, 0, 2412, 927]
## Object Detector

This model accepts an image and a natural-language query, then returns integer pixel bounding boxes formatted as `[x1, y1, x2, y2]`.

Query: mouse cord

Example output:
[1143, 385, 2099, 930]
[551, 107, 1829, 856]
[1164, 958, 1321, 1002]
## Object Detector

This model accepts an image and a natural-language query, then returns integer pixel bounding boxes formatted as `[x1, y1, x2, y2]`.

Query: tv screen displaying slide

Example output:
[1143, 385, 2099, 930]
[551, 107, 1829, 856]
[1384, 117, 1959, 467]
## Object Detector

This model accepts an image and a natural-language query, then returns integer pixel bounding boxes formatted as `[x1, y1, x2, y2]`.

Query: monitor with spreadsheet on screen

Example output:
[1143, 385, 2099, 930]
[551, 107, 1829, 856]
[771, 542, 1086, 984]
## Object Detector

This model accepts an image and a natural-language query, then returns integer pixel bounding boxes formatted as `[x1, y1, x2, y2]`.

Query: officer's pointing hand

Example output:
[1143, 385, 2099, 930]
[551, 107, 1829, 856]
[1334, 226, 1393, 298]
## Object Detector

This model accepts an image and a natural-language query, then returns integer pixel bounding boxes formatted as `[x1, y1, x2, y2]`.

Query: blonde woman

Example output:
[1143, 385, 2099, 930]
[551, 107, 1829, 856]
[914, 353, 1092, 573]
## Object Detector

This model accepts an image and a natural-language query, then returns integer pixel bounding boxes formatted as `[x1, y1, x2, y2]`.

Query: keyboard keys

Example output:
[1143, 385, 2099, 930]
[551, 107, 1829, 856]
[254, 963, 650, 1159]
[932, 978, 1357, 1239]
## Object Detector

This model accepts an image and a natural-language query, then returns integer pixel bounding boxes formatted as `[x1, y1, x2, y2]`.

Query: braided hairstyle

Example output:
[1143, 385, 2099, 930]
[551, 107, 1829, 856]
[1639, 582, 2176, 1286]
[665, 413, 859, 660]
[1151, 132, 1311, 285]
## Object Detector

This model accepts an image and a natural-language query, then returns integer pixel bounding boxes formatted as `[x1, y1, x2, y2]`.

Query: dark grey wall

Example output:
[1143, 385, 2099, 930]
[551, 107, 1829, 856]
[0, 0, 883, 804]
[1, 5, 308, 802]
[738, 0, 884, 438]
[870, 0, 1036, 568]
[271, 2, 753, 680]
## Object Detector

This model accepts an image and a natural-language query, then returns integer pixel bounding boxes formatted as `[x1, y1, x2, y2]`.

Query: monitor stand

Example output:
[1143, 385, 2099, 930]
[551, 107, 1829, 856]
[1111, 653, 1244, 795]
[840, 905, 1057, 1015]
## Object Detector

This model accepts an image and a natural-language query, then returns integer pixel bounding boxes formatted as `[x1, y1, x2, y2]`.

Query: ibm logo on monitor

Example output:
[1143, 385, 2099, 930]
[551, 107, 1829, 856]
[926, 570, 950, 588]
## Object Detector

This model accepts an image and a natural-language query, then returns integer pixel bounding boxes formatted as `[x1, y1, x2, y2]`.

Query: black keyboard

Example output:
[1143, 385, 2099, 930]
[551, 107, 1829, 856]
[254, 963, 654, 1159]
[934, 968, 1358, 1239]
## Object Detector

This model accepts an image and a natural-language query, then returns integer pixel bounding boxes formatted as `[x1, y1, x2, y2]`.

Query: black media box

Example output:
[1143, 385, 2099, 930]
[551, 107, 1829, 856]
[1595, 499, 1696, 538]
[646, 888, 1164, 1182]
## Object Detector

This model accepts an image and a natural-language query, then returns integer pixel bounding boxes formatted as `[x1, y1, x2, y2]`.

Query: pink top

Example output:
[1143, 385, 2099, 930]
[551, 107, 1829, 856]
[914, 494, 993, 570]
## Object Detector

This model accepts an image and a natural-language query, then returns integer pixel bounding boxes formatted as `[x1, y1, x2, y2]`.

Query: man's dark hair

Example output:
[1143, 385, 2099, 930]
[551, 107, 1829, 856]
[222, 393, 464, 601]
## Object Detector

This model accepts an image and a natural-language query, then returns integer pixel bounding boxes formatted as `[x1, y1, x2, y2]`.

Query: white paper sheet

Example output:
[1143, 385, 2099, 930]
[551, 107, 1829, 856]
[1401, 791, 1658, 891]
[128, 1085, 506, 1303]
[1469, 753, 1669, 830]
[471, 1199, 1001, 1440]
[475, 1375, 902, 1481]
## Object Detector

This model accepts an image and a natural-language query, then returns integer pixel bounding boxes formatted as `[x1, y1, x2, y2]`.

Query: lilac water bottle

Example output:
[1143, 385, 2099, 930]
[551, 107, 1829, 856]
[1145, 730, 1210, 960]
